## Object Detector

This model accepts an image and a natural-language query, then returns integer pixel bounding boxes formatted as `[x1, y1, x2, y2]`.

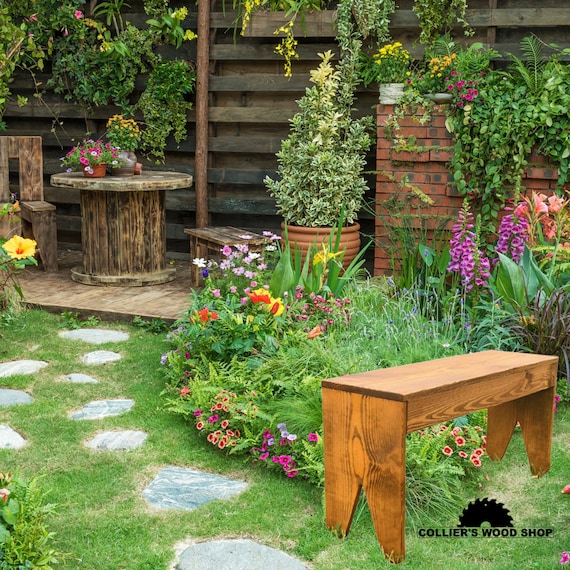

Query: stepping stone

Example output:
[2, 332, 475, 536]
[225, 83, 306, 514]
[142, 467, 248, 511]
[0, 425, 27, 449]
[60, 329, 130, 344]
[82, 351, 122, 365]
[71, 399, 134, 420]
[176, 539, 310, 570]
[0, 389, 33, 406]
[86, 430, 148, 450]
[0, 359, 48, 377]
[64, 373, 99, 384]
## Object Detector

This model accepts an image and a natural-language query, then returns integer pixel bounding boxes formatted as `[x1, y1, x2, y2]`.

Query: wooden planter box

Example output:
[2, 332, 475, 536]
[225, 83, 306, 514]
[374, 105, 561, 276]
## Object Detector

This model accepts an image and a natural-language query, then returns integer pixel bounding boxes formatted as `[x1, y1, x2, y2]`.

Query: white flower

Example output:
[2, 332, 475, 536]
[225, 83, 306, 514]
[192, 258, 207, 267]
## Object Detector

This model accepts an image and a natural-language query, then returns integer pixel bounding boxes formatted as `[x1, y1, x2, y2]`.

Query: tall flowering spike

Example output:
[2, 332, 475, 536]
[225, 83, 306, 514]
[495, 209, 529, 264]
[448, 202, 490, 292]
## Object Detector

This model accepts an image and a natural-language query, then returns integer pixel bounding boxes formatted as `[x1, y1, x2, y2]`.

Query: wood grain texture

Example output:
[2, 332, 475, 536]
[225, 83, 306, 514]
[322, 350, 558, 563]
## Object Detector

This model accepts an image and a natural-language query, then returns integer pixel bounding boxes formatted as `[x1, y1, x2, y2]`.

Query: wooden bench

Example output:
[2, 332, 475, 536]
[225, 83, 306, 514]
[321, 350, 559, 563]
[0, 136, 58, 272]
[184, 226, 267, 287]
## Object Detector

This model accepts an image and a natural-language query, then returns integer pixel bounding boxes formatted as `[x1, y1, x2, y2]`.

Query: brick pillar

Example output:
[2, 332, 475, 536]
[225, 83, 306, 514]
[374, 104, 561, 277]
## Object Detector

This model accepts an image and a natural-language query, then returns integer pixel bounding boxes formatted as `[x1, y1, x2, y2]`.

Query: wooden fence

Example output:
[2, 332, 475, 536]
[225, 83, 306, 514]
[2, 0, 570, 267]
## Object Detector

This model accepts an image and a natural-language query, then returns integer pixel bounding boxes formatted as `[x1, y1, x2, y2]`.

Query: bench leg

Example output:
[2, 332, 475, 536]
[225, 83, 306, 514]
[487, 386, 555, 477]
[21, 208, 58, 273]
[323, 388, 407, 563]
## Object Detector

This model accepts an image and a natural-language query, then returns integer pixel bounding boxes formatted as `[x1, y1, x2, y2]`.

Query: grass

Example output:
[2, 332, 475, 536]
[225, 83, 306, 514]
[1, 309, 569, 569]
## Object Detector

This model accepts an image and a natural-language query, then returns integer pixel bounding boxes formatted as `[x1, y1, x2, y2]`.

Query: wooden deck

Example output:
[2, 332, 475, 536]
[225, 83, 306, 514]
[18, 248, 194, 324]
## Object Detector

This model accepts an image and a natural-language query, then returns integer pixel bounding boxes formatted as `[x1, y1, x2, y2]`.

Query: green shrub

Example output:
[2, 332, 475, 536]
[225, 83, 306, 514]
[0, 473, 61, 569]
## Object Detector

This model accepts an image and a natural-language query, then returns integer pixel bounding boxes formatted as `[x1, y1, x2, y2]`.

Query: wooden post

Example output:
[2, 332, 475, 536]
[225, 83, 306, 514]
[194, 0, 211, 228]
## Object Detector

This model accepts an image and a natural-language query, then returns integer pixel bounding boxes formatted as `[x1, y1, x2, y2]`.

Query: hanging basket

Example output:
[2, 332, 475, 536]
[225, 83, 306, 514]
[379, 83, 405, 105]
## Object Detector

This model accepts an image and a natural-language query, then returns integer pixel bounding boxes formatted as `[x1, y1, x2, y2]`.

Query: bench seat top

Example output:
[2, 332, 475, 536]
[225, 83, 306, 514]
[323, 350, 558, 432]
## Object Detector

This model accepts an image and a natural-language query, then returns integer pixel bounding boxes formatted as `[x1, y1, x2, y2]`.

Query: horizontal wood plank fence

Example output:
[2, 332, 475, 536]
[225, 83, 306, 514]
[2, 0, 570, 267]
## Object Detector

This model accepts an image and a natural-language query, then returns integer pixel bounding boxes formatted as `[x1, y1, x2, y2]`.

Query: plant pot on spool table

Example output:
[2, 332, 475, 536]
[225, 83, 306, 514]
[282, 222, 361, 268]
[83, 163, 107, 178]
[111, 150, 138, 177]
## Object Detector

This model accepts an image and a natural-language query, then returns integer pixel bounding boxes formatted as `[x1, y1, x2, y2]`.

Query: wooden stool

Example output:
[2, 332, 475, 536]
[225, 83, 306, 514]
[322, 350, 558, 563]
[20, 200, 58, 273]
[184, 226, 267, 287]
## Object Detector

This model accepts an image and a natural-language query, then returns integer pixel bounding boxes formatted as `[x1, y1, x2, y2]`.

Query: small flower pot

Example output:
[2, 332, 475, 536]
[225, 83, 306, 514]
[83, 164, 107, 178]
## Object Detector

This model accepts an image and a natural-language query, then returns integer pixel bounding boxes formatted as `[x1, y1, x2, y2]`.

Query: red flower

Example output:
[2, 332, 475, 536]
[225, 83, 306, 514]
[470, 456, 482, 467]
[248, 289, 272, 304]
[442, 446, 453, 456]
[196, 307, 218, 322]
[180, 387, 190, 396]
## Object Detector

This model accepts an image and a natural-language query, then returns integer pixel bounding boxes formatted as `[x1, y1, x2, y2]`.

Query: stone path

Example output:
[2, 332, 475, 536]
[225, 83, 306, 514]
[0, 328, 310, 570]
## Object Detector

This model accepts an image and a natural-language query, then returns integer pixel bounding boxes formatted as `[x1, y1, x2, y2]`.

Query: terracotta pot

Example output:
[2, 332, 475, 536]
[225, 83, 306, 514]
[83, 163, 107, 178]
[282, 222, 361, 268]
[111, 150, 137, 177]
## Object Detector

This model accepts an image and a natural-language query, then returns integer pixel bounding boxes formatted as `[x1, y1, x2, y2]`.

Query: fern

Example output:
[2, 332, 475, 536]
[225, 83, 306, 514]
[509, 35, 546, 95]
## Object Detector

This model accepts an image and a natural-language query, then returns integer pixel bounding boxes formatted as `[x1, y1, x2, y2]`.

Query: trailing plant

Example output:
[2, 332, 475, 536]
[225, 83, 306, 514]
[5, 1, 197, 161]
[445, 36, 570, 241]
[412, 0, 473, 46]
[136, 58, 196, 162]
[0, 6, 45, 129]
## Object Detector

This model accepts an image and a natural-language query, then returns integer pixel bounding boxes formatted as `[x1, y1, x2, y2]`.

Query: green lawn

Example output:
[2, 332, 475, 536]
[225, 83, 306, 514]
[1, 310, 569, 569]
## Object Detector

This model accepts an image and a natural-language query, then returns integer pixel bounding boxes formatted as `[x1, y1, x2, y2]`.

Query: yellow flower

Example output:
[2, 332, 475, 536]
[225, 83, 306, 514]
[313, 243, 343, 266]
[3, 235, 37, 259]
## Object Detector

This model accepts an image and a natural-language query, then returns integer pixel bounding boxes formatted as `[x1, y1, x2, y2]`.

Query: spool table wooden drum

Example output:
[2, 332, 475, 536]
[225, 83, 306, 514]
[50, 171, 193, 286]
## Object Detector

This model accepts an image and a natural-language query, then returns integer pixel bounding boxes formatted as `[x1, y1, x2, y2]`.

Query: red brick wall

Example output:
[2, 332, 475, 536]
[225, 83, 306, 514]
[374, 104, 561, 276]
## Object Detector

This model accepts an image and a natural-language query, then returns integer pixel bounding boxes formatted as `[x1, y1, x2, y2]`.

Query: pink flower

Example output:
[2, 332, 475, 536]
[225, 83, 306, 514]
[308, 433, 319, 442]
[455, 436, 466, 446]
[470, 456, 482, 467]
[442, 446, 453, 456]
[559, 551, 569, 565]
[74, 10, 83, 19]
[548, 194, 565, 214]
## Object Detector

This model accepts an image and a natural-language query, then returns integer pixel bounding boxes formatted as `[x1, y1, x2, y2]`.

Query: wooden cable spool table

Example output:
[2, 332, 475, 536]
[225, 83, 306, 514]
[50, 171, 193, 286]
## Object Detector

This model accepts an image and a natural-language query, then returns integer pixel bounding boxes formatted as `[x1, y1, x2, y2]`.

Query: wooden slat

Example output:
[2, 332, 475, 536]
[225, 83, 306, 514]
[210, 43, 337, 61]
[207, 167, 275, 184]
[0, 138, 9, 202]
[209, 135, 286, 153]
[209, 75, 311, 92]
[209, 106, 297, 123]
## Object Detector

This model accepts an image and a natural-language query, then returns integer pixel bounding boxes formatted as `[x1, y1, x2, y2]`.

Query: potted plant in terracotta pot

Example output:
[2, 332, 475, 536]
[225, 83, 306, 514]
[264, 48, 374, 266]
[60, 139, 123, 177]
